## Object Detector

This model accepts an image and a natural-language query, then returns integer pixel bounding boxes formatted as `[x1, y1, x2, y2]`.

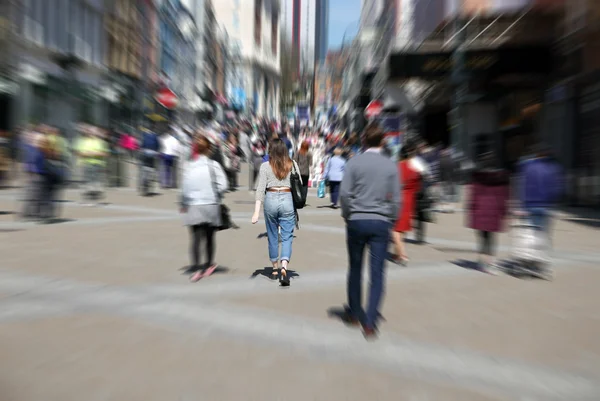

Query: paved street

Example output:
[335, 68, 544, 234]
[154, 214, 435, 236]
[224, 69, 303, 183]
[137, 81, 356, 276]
[1, 165, 599, 401]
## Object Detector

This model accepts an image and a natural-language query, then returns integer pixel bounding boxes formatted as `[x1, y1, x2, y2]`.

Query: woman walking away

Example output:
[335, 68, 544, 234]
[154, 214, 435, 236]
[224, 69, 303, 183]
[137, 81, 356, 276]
[294, 140, 312, 196]
[466, 151, 510, 275]
[252, 139, 301, 286]
[181, 134, 228, 282]
[323, 147, 346, 208]
[391, 141, 422, 265]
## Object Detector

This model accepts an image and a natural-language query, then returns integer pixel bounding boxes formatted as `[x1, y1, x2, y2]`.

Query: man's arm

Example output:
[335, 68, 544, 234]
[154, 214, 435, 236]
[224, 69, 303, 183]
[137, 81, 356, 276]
[389, 163, 401, 222]
[339, 161, 354, 221]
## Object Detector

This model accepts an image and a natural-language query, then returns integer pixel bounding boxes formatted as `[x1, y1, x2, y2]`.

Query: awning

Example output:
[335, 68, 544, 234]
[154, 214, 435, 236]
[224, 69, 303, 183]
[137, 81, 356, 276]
[389, 45, 553, 81]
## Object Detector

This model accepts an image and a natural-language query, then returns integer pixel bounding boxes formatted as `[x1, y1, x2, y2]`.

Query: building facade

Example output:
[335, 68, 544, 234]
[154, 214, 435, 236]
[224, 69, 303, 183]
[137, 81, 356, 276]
[12, 0, 107, 136]
[105, 0, 144, 128]
[214, 0, 280, 118]
[314, 0, 328, 67]
[549, 0, 600, 206]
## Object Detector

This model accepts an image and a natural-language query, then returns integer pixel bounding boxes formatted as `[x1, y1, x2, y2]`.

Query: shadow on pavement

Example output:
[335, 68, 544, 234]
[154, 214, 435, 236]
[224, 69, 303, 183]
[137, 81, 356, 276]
[250, 267, 300, 280]
[434, 246, 476, 254]
[327, 305, 386, 325]
[316, 204, 338, 209]
[450, 259, 486, 273]
[39, 218, 77, 225]
[257, 232, 297, 239]
[404, 238, 427, 245]
[142, 192, 162, 197]
[0, 211, 15, 215]
[180, 264, 231, 275]
[562, 217, 600, 229]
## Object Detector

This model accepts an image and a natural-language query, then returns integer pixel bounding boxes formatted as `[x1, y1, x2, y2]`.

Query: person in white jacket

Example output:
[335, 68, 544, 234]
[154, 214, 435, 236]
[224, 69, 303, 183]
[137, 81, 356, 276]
[160, 130, 181, 188]
[180, 134, 228, 282]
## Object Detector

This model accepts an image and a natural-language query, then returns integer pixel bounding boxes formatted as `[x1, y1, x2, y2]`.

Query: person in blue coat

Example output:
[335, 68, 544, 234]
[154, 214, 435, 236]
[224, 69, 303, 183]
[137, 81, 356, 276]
[519, 144, 564, 234]
[323, 147, 346, 208]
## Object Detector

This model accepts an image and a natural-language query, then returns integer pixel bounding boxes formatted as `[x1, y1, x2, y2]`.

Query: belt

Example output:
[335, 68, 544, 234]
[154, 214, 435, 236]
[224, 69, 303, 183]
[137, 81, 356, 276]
[267, 187, 291, 193]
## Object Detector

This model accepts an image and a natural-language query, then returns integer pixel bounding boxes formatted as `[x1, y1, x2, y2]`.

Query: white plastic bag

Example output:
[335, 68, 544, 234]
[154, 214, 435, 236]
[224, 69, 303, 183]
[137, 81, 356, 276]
[510, 222, 550, 263]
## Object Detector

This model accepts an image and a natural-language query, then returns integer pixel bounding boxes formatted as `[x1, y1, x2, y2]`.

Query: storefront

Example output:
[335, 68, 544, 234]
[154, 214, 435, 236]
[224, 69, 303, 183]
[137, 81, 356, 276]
[387, 44, 554, 159]
[574, 78, 600, 206]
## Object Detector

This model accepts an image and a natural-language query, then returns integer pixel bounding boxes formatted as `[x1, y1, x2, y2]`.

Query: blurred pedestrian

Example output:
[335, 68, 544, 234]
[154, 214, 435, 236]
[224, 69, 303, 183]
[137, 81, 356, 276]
[222, 134, 241, 191]
[21, 129, 44, 219]
[294, 140, 312, 195]
[252, 139, 301, 286]
[518, 143, 564, 242]
[339, 128, 401, 339]
[439, 145, 457, 212]
[466, 151, 510, 274]
[391, 140, 421, 265]
[323, 147, 346, 208]
[76, 125, 108, 205]
[159, 129, 181, 188]
[37, 136, 65, 221]
[181, 134, 228, 282]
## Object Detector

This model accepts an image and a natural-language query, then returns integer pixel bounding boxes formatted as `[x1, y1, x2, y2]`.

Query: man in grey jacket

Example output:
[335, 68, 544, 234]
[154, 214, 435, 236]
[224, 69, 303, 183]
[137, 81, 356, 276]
[339, 127, 401, 339]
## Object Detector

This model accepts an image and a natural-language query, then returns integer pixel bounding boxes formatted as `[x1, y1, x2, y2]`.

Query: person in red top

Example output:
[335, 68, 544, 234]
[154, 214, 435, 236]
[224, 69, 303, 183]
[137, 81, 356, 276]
[391, 141, 421, 265]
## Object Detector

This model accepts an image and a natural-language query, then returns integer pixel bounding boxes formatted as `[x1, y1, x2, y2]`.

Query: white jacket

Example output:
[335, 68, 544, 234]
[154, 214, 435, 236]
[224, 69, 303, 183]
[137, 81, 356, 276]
[181, 156, 228, 206]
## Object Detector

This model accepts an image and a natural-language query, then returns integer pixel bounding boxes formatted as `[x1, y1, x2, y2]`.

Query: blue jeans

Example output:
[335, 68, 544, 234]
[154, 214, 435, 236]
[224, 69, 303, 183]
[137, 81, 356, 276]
[346, 219, 391, 328]
[264, 192, 296, 262]
[527, 207, 550, 232]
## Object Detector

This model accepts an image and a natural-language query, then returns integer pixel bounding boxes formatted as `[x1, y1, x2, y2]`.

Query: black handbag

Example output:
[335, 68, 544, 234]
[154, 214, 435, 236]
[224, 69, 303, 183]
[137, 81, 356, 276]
[208, 163, 237, 231]
[290, 161, 306, 210]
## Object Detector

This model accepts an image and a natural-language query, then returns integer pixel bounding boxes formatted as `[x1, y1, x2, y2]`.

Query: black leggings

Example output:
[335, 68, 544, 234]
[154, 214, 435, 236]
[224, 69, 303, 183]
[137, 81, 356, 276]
[189, 224, 216, 268]
[477, 230, 495, 256]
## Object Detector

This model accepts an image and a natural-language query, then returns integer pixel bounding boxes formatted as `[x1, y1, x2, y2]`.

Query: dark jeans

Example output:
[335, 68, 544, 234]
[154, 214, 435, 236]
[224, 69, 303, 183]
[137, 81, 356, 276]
[301, 174, 309, 198]
[415, 213, 426, 244]
[161, 155, 176, 188]
[329, 180, 341, 206]
[346, 219, 391, 328]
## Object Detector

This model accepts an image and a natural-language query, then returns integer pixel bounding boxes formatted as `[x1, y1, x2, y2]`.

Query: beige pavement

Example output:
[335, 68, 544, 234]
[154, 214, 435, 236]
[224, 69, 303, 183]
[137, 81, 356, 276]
[0, 166, 599, 401]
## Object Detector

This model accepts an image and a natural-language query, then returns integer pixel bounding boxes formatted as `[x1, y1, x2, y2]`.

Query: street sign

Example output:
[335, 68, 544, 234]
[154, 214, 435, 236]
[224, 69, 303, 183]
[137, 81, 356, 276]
[155, 87, 178, 109]
[364, 99, 384, 119]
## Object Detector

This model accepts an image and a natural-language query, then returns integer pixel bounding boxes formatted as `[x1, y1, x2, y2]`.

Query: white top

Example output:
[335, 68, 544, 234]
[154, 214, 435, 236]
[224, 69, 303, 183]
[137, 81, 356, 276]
[410, 156, 432, 181]
[160, 134, 181, 157]
[181, 156, 228, 206]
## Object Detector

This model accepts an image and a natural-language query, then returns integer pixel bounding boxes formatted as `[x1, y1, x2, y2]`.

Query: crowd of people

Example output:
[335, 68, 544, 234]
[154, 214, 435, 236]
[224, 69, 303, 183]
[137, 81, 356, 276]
[2, 117, 564, 339]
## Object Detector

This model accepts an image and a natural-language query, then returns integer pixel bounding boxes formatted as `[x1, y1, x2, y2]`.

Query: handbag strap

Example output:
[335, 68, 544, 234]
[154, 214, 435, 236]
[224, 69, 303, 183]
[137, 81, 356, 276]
[207, 161, 222, 203]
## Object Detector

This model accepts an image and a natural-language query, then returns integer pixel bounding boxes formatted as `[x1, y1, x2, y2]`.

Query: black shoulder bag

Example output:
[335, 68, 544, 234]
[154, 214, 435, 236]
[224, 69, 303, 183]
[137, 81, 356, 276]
[208, 162, 237, 231]
[290, 160, 306, 210]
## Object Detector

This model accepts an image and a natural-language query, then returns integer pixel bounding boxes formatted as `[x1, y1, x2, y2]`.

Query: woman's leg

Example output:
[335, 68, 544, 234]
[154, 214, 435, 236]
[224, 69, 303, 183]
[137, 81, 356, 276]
[263, 195, 280, 269]
[277, 194, 296, 285]
[301, 174, 310, 190]
[477, 230, 494, 268]
[205, 225, 216, 266]
[190, 225, 202, 269]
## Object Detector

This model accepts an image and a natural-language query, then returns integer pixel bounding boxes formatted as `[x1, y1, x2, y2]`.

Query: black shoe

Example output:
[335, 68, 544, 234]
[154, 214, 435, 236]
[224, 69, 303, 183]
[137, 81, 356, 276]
[340, 313, 360, 327]
[279, 268, 290, 287]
